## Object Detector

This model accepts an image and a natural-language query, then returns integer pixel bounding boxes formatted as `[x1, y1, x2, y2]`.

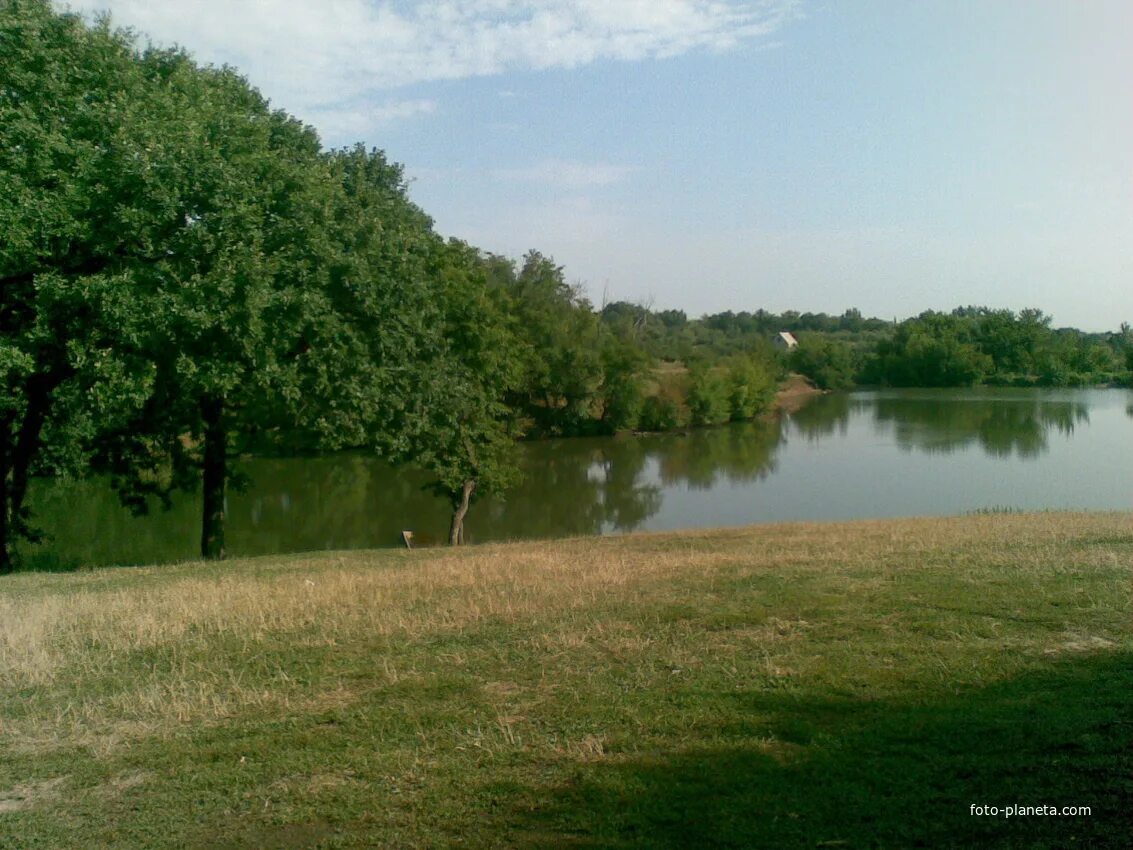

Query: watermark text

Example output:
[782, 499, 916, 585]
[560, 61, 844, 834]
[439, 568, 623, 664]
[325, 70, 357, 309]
[970, 804, 1091, 818]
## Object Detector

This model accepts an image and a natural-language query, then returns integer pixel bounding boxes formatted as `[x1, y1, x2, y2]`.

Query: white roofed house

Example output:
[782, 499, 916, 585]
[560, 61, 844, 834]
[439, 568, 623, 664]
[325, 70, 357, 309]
[773, 331, 798, 350]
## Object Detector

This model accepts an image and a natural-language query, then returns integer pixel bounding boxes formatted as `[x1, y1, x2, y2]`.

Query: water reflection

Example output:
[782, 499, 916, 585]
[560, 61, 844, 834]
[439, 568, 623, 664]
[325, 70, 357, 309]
[477, 437, 662, 540]
[870, 395, 1089, 459]
[650, 420, 781, 490]
[788, 393, 853, 441]
[25, 388, 1129, 569]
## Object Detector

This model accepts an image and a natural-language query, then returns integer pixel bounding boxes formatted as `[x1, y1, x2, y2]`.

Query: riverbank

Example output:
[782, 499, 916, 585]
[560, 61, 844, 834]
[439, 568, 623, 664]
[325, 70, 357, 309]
[2, 512, 1129, 848]
[771, 371, 824, 414]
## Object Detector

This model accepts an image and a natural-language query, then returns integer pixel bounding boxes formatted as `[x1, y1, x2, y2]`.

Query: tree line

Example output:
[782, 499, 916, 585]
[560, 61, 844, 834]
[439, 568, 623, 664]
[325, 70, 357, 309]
[599, 302, 1131, 394]
[787, 308, 1133, 390]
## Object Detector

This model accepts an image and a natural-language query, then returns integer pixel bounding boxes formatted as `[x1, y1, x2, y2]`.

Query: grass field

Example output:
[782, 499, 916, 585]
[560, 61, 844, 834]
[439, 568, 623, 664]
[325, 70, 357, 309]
[1, 512, 1130, 848]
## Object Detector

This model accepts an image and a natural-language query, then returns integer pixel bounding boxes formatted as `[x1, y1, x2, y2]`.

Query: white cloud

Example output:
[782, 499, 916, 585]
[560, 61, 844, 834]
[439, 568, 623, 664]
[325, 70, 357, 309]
[57, 0, 796, 138]
[495, 159, 637, 189]
[305, 99, 437, 141]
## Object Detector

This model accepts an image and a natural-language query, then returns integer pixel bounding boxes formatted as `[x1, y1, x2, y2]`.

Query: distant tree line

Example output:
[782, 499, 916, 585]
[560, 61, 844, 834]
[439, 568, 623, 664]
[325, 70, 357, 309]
[599, 303, 1132, 392]
[787, 308, 1133, 390]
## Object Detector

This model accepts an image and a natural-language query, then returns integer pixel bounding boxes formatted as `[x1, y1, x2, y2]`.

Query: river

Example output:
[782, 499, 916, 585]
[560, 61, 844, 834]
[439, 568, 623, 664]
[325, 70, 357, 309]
[24, 387, 1133, 568]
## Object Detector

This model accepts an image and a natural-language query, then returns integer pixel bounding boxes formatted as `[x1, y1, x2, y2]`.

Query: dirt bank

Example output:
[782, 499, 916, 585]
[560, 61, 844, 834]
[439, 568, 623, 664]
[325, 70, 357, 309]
[773, 372, 824, 414]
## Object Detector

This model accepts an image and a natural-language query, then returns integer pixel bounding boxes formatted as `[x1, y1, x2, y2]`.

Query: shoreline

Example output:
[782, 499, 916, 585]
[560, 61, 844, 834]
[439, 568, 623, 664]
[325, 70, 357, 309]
[770, 371, 825, 414]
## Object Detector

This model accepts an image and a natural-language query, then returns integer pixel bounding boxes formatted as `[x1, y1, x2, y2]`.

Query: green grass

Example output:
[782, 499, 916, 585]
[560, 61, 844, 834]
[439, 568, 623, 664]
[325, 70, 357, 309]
[1, 512, 1130, 848]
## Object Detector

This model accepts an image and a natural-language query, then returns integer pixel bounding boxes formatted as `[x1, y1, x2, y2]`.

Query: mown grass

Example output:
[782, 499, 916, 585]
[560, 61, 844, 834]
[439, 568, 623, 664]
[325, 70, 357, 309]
[1, 512, 1130, 848]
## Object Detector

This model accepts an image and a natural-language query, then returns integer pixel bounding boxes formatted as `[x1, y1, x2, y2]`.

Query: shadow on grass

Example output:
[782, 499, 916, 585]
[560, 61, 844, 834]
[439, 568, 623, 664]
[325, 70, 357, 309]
[503, 652, 1133, 849]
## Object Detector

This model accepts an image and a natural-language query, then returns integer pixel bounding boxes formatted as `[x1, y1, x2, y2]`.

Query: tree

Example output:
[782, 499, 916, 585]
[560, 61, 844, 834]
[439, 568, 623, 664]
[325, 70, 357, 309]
[597, 336, 650, 433]
[725, 354, 777, 419]
[90, 49, 344, 561]
[966, 307, 1049, 377]
[2, 1, 446, 567]
[109, 135, 452, 560]
[0, 1, 175, 571]
[866, 312, 992, 387]
[411, 241, 522, 544]
[686, 367, 730, 426]
[496, 252, 603, 436]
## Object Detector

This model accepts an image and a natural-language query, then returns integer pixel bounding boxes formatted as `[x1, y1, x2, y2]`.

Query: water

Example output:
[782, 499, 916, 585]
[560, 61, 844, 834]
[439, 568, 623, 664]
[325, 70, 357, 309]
[26, 388, 1133, 567]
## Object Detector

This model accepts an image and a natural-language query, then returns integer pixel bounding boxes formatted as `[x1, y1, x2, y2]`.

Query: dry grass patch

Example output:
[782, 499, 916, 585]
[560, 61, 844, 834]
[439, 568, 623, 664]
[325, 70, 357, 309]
[0, 775, 67, 813]
[0, 511, 1129, 848]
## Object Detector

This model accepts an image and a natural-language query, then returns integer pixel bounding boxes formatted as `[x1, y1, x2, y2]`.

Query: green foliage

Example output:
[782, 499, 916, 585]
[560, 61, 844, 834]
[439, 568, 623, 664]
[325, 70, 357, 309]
[411, 239, 523, 511]
[725, 355, 777, 420]
[638, 389, 688, 433]
[598, 337, 650, 433]
[790, 336, 857, 390]
[0, 1, 484, 560]
[682, 353, 776, 429]
[686, 368, 731, 427]
[78, 45, 364, 559]
[864, 308, 1128, 389]
[627, 306, 890, 365]
[866, 312, 993, 387]
[493, 252, 603, 436]
[0, 0, 174, 564]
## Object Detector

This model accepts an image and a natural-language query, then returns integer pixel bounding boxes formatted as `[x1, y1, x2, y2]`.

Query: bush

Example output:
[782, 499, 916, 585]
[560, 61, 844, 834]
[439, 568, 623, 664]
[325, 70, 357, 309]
[790, 336, 857, 390]
[726, 356, 777, 420]
[686, 369, 731, 426]
[638, 392, 688, 432]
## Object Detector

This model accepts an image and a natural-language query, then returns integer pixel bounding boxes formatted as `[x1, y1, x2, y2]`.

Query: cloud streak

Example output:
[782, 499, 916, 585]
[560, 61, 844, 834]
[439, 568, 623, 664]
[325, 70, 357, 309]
[58, 0, 796, 137]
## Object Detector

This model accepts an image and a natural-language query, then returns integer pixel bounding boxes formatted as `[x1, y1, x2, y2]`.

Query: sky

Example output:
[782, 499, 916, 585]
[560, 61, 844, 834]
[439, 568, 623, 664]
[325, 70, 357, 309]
[60, 0, 1133, 331]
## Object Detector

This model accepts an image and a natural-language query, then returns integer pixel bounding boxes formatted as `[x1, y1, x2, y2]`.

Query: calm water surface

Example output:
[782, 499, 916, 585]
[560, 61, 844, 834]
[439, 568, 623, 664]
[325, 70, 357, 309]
[27, 387, 1133, 567]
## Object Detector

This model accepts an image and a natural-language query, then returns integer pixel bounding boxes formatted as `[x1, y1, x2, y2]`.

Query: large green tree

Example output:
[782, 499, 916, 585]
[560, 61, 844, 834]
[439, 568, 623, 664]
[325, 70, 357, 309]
[98, 104, 448, 560]
[91, 50, 341, 560]
[0, 1, 174, 571]
[866, 312, 993, 387]
[1, 1, 445, 566]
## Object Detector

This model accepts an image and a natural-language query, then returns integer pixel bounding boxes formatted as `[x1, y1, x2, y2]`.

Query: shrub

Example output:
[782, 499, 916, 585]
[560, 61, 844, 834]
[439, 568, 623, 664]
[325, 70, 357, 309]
[686, 369, 731, 426]
[726, 356, 777, 420]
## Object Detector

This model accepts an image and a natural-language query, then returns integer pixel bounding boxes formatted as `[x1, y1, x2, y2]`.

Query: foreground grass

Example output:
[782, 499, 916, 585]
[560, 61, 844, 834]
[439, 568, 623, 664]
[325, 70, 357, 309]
[1, 513, 1130, 848]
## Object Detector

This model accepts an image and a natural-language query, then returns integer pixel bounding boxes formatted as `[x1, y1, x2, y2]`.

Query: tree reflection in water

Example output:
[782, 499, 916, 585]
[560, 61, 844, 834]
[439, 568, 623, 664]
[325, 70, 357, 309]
[787, 392, 854, 441]
[25, 389, 1121, 570]
[653, 421, 781, 490]
[474, 436, 662, 541]
[871, 395, 1089, 459]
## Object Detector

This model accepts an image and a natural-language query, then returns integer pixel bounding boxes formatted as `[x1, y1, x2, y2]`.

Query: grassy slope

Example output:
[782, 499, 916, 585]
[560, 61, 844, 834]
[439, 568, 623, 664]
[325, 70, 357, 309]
[0, 513, 1130, 849]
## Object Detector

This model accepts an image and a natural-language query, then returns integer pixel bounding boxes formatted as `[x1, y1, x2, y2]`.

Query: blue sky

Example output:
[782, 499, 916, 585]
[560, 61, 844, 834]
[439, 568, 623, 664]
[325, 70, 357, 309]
[63, 1, 1132, 330]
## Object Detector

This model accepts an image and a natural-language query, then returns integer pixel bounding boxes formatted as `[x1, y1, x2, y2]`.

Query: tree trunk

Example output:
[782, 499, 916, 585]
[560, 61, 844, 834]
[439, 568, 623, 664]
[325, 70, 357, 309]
[200, 396, 227, 560]
[0, 366, 70, 574]
[448, 479, 476, 546]
[8, 375, 54, 541]
[0, 530, 10, 576]
[0, 414, 12, 575]
[2, 371, 62, 573]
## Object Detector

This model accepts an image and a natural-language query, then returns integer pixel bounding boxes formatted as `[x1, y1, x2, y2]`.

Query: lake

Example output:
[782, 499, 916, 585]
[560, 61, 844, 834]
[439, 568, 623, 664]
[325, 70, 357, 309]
[26, 387, 1133, 567]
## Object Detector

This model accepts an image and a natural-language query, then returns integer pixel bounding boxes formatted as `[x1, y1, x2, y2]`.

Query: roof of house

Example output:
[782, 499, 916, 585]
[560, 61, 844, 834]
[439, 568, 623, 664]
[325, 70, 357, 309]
[777, 331, 798, 346]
